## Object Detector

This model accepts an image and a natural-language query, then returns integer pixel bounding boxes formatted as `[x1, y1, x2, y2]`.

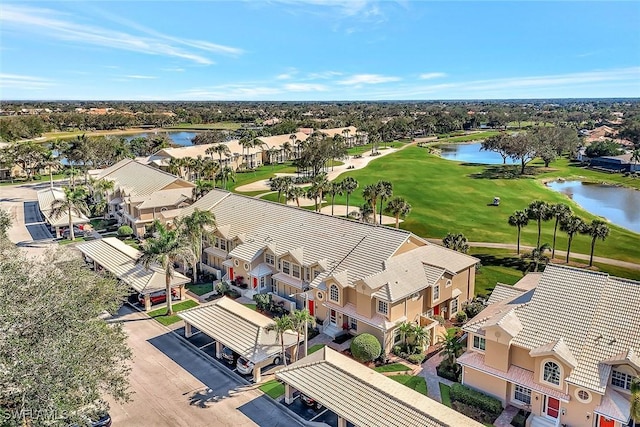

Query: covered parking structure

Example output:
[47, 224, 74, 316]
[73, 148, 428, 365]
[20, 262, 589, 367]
[37, 187, 90, 238]
[178, 297, 299, 383]
[76, 237, 190, 310]
[276, 347, 483, 427]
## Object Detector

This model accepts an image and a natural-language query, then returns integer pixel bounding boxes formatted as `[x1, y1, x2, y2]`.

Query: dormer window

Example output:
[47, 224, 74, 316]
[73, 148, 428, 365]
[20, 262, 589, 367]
[329, 284, 339, 302]
[282, 260, 290, 275]
[543, 361, 561, 385]
[292, 264, 300, 279]
[611, 369, 633, 390]
[377, 299, 389, 315]
[265, 253, 274, 265]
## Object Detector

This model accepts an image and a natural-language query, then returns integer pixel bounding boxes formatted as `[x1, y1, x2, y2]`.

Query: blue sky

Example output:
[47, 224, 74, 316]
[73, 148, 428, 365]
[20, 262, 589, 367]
[1, 1, 639, 101]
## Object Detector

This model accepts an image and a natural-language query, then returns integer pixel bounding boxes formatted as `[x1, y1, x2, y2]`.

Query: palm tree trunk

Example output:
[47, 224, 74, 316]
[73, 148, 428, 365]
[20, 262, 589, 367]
[331, 195, 335, 215]
[516, 228, 521, 254]
[537, 220, 541, 248]
[589, 237, 596, 267]
[280, 334, 287, 367]
[345, 194, 350, 218]
[395, 214, 400, 229]
[68, 208, 75, 241]
[379, 201, 384, 225]
[566, 236, 573, 263]
[552, 219, 559, 258]
[166, 274, 174, 316]
[49, 168, 53, 190]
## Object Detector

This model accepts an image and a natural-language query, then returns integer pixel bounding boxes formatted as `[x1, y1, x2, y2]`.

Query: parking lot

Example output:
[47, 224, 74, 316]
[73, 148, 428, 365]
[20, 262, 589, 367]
[283, 394, 354, 427]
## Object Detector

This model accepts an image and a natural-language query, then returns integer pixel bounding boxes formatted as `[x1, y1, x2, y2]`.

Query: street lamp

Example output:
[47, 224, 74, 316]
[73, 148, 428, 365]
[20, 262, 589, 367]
[289, 289, 310, 358]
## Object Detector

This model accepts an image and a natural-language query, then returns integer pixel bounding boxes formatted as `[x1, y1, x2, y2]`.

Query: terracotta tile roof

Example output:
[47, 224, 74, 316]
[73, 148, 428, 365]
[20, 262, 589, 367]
[486, 284, 526, 305]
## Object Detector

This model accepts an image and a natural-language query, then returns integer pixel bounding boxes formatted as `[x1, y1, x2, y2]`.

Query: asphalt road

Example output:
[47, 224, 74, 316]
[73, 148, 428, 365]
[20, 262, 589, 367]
[105, 306, 303, 427]
[22, 201, 53, 241]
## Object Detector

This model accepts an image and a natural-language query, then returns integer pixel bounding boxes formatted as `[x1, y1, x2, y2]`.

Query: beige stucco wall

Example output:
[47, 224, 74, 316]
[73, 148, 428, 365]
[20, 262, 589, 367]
[510, 345, 535, 371]
[405, 293, 424, 322]
[356, 291, 373, 318]
[483, 338, 510, 372]
[531, 355, 572, 393]
[463, 367, 508, 405]
[344, 288, 357, 306]
[390, 300, 404, 321]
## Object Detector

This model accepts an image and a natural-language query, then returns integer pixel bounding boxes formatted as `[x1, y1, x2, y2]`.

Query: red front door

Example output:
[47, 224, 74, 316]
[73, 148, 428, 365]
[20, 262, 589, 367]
[253, 277, 258, 289]
[545, 397, 560, 419]
[598, 416, 615, 427]
[433, 305, 440, 316]
[229, 267, 234, 280]
[308, 300, 315, 316]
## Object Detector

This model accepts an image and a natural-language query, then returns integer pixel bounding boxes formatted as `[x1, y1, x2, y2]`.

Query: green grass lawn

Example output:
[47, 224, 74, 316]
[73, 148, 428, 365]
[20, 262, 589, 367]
[307, 344, 325, 354]
[243, 303, 257, 311]
[436, 131, 500, 143]
[122, 238, 140, 250]
[388, 375, 427, 395]
[347, 141, 405, 156]
[374, 363, 411, 373]
[259, 379, 285, 399]
[231, 163, 298, 192]
[58, 237, 90, 245]
[186, 283, 214, 296]
[326, 146, 640, 264]
[147, 300, 199, 326]
[439, 383, 452, 407]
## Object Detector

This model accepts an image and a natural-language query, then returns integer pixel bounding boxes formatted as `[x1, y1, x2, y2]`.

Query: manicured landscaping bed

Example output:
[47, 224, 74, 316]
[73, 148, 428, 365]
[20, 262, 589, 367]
[243, 303, 257, 311]
[307, 344, 325, 354]
[373, 363, 411, 373]
[259, 379, 285, 399]
[186, 283, 214, 296]
[388, 375, 427, 395]
[147, 300, 199, 326]
[439, 383, 452, 407]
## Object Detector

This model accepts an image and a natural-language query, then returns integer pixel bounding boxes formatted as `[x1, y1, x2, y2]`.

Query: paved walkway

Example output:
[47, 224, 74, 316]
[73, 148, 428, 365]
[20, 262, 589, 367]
[418, 351, 454, 403]
[494, 405, 519, 427]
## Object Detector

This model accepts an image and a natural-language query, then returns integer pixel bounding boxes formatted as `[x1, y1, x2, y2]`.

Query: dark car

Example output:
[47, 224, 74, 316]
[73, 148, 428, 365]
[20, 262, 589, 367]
[137, 289, 178, 306]
[62, 227, 85, 239]
[301, 394, 322, 410]
[221, 346, 238, 365]
[89, 413, 112, 427]
[66, 411, 111, 427]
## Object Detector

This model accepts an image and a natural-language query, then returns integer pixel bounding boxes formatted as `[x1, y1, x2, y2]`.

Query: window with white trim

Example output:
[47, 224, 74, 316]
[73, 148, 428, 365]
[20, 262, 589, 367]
[446, 279, 452, 288]
[329, 284, 339, 302]
[377, 299, 389, 315]
[394, 329, 402, 344]
[313, 270, 320, 279]
[513, 385, 532, 405]
[292, 264, 300, 278]
[451, 298, 458, 314]
[611, 370, 633, 390]
[473, 336, 486, 351]
[433, 284, 440, 301]
[259, 277, 266, 289]
[543, 361, 561, 385]
[265, 253, 274, 265]
[282, 260, 290, 275]
[349, 316, 357, 331]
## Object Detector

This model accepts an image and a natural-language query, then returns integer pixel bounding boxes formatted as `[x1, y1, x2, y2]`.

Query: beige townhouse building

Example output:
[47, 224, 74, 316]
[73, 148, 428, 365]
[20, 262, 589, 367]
[179, 189, 478, 353]
[458, 264, 640, 427]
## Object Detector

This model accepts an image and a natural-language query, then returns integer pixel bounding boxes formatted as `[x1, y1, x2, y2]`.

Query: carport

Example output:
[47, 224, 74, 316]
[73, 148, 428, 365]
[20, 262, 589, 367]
[76, 237, 190, 310]
[37, 187, 89, 237]
[178, 297, 299, 383]
[276, 347, 483, 427]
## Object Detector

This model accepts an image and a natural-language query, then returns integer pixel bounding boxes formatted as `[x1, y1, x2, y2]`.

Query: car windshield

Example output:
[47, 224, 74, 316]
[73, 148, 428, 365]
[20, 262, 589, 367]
[238, 357, 250, 366]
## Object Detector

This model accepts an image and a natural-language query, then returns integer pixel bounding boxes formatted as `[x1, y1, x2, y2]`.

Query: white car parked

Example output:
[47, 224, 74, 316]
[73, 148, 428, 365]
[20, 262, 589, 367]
[236, 354, 282, 375]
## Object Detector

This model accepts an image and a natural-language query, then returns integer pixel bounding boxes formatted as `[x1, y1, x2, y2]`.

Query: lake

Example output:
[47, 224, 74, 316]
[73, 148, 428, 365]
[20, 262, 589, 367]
[546, 180, 640, 233]
[437, 143, 518, 165]
[125, 131, 198, 146]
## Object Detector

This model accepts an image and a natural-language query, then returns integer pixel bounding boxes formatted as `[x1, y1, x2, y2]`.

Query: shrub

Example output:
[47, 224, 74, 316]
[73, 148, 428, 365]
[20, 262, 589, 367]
[117, 225, 133, 237]
[511, 410, 530, 427]
[407, 353, 426, 365]
[253, 293, 272, 312]
[455, 311, 468, 324]
[449, 383, 503, 416]
[436, 359, 461, 382]
[350, 333, 382, 362]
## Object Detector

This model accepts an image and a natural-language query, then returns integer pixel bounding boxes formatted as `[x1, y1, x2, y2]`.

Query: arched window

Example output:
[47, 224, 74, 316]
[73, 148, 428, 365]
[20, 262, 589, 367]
[330, 284, 339, 302]
[543, 361, 561, 385]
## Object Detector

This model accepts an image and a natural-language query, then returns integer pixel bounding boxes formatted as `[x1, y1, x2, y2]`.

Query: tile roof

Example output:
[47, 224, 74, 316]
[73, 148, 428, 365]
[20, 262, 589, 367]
[486, 284, 526, 305]
[130, 188, 192, 209]
[256, 132, 309, 148]
[594, 387, 631, 423]
[76, 237, 190, 294]
[36, 187, 89, 227]
[276, 347, 483, 427]
[178, 297, 298, 363]
[96, 159, 194, 196]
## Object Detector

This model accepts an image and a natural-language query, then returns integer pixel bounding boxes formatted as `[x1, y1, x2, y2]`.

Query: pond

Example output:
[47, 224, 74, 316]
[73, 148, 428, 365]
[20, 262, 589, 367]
[437, 143, 518, 165]
[545, 180, 640, 233]
[124, 131, 198, 146]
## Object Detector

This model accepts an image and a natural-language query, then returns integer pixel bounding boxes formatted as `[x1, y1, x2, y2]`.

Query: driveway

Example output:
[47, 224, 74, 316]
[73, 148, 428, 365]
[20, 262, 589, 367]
[105, 306, 303, 427]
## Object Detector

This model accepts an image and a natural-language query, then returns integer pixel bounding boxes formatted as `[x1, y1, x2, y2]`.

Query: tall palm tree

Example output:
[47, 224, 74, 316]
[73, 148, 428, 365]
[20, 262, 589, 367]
[549, 203, 572, 259]
[522, 243, 551, 272]
[341, 177, 359, 218]
[385, 197, 412, 229]
[442, 232, 469, 254]
[526, 200, 551, 248]
[358, 202, 374, 223]
[508, 210, 529, 254]
[202, 158, 220, 184]
[560, 215, 586, 263]
[49, 187, 89, 241]
[411, 323, 430, 352]
[211, 143, 232, 184]
[290, 309, 315, 360]
[630, 376, 640, 427]
[376, 180, 393, 224]
[307, 173, 329, 212]
[582, 219, 610, 267]
[328, 181, 343, 216]
[285, 185, 304, 208]
[265, 315, 294, 367]
[42, 150, 60, 190]
[362, 183, 382, 224]
[92, 178, 115, 218]
[177, 209, 216, 283]
[137, 221, 195, 315]
[281, 141, 293, 162]
[398, 321, 414, 349]
[65, 167, 81, 190]
[192, 179, 215, 201]
[167, 158, 182, 178]
[631, 148, 640, 168]
[440, 328, 463, 365]
[218, 166, 235, 191]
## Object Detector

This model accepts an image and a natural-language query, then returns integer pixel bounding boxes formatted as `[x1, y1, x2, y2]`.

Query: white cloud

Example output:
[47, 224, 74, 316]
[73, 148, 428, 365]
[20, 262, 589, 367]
[306, 71, 343, 80]
[283, 83, 328, 92]
[338, 74, 401, 85]
[176, 84, 282, 100]
[419, 72, 447, 80]
[0, 5, 243, 65]
[0, 74, 54, 90]
[125, 75, 157, 79]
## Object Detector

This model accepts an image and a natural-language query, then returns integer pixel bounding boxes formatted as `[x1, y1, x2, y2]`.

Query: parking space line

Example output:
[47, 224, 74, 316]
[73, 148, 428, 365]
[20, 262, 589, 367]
[309, 408, 328, 422]
[198, 341, 216, 349]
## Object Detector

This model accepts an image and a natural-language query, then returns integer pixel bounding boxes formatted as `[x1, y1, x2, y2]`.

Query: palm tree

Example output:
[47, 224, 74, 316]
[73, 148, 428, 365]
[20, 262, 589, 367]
[440, 328, 463, 365]
[508, 210, 529, 254]
[384, 197, 412, 229]
[358, 202, 374, 223]
[328, 181, 343, 216]
[630, 376, 640, 427]
[526, 200, 552, 248]
[442, 232, 469, 254]
[522, 243, 551, 272]
[398, 321, 414, 349]
[376, 180, 393, 224]
[177, 209, 216, 283]
[341, 177, 359, 218]
[290, 309, 315, 360]
[65, 167, 81, 190]
[192, 179, 215, 201]
[582, 219, 610, 267]
[270, 176, 292, 204]
[211, 143, 231, 184]
[362, 183, 381, 224]
[560, 215, 586, 263]
[281, 141, 293, 162]
[286, 185, 305, 208]
[307, 173, 329, 212]
[167, 158, 182, 178]
[549, 203, 572, 259]
[49, 187, 89, 241]
[42, 150, 60, 189]
[137, 221, 195, 315]
[631, 148, 640, 168]
[265, 315, 294, 367]
[92, 178, 115, 218]
[218, 166, 235, 191]
[411, 324, 430, 353]
[202, 158, 219, 184]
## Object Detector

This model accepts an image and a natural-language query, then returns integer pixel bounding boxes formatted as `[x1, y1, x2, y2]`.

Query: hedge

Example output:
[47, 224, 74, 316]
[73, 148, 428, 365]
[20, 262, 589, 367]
[436, 359, 461, 382]
[407, 353, 426, 365]
[449, 383, 503, 415]
[350, 333, 382, 362]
